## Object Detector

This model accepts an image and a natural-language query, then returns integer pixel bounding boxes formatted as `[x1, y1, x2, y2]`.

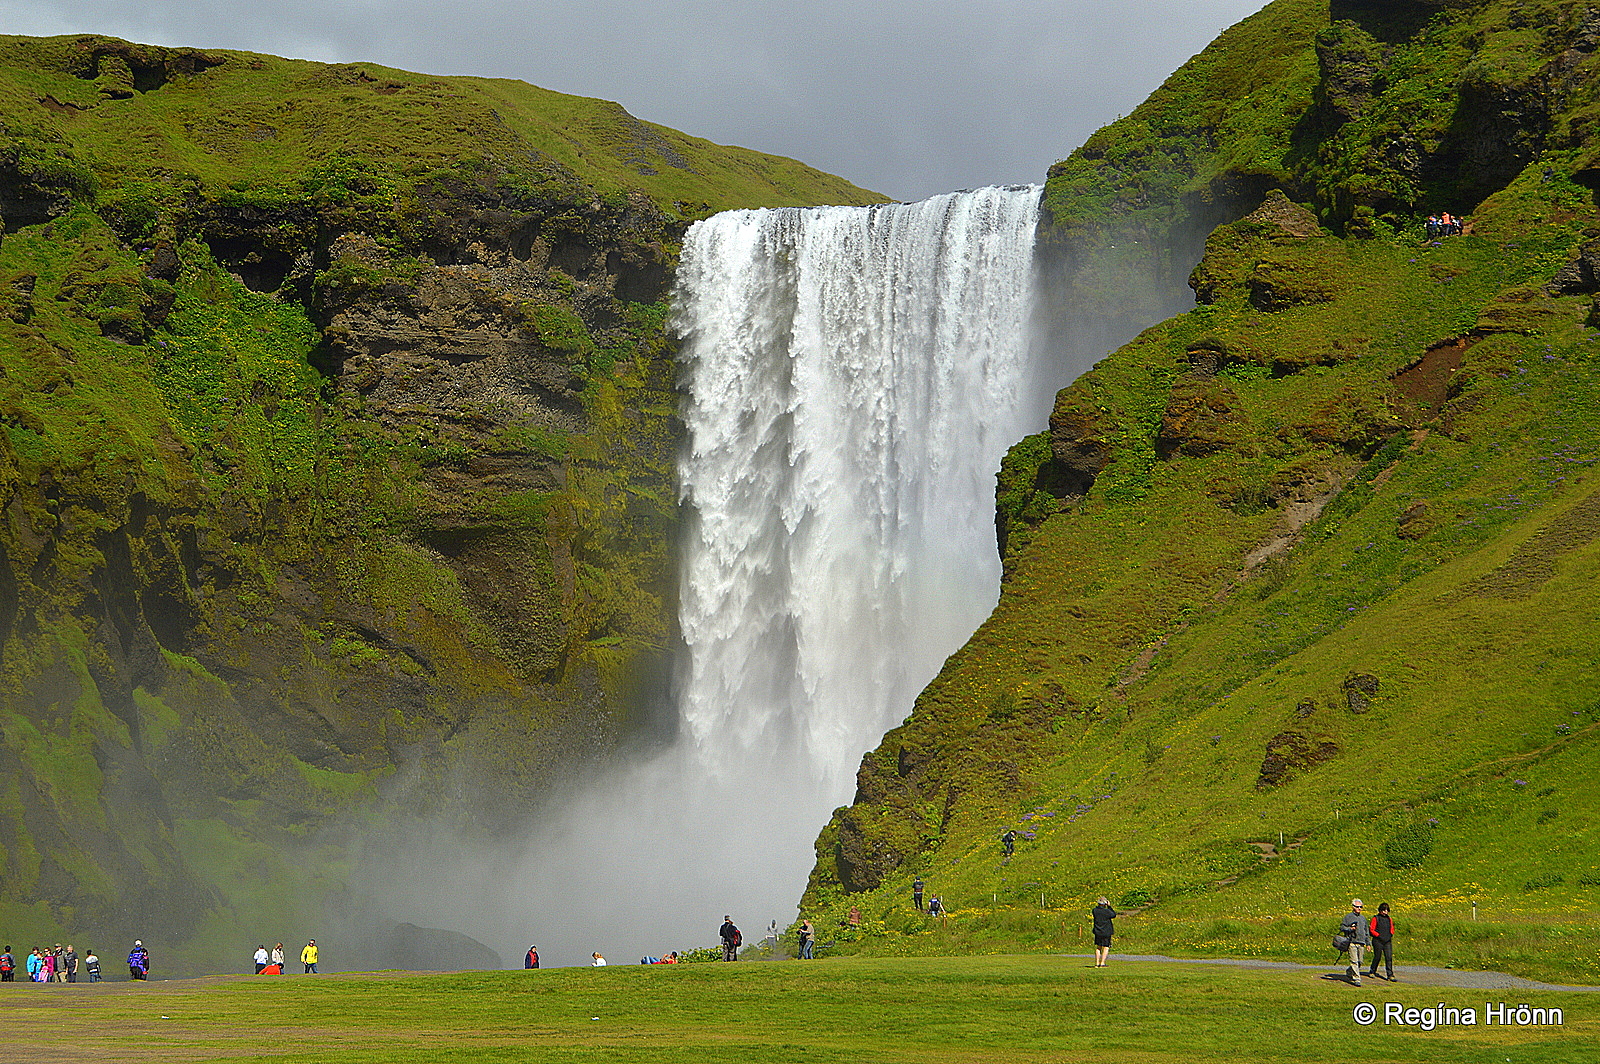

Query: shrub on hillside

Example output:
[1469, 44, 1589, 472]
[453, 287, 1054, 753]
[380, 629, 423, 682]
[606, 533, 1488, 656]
[1383, 821, 1434, 869]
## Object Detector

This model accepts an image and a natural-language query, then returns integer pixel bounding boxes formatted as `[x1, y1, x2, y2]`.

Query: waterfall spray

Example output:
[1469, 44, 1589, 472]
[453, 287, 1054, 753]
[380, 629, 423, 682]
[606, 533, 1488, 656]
[361, 186, 1049, 965]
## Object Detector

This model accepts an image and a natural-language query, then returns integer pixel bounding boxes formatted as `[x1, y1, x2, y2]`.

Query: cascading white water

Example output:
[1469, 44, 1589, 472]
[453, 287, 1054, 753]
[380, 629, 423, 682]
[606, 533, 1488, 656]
[361, 187, 1050, 966]
[673, 186, 1044, 782]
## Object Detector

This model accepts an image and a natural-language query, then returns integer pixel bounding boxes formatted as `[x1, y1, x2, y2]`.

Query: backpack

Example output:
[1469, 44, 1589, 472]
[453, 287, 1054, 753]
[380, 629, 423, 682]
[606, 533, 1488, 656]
[0, 953, 12, 972]
[731, 929, 742, 947]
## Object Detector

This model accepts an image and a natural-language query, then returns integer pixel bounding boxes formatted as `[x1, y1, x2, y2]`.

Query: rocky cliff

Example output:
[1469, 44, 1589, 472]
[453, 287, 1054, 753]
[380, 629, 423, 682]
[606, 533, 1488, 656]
[0, 33, 881, 968]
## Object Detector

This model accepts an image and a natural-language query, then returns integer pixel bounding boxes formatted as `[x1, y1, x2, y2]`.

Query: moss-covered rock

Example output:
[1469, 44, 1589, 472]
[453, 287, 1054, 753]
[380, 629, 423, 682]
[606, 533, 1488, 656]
[0, 32, 882, 968]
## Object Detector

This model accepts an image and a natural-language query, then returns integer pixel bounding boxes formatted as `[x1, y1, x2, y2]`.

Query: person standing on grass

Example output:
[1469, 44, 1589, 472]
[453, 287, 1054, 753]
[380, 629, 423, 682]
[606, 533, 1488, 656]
[1340, 899, 1371, 986]
[63, 945, 78, 983]
[913, 877, 925, 912]
[254, 944, 269, 974]
[1001, 830, 1016, 858]
[0, 945, 13, 981]
[1091, 897, 1118, 968]
[798, 919, 815, 960]
[84, 949, 101, 983]
[525, 945, 539, 969]
[271, 943, 285, 974]
[301, 939, 318, 974]
[719, 916, 741, 961]
[1366, 902, 1397, 981]
[128, 940, 149, 980]
[27, 948, 43, 981]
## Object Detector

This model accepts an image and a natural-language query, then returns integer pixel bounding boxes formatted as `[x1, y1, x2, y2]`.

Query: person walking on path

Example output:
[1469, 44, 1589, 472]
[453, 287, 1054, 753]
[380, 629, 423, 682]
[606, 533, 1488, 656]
[1340, 899, 1371, 986]
[128, 940, 149, 980]
[300, 939, 318, 974]
[719, 916, 741, 961]
[525, 945, 539, 969]
[1091, 897, 1118, 967]
[84, 949, 101, 983]
[1366, 902, 1397, 981]
[913, 877, 925, 912]
[798, 919, 815, 960]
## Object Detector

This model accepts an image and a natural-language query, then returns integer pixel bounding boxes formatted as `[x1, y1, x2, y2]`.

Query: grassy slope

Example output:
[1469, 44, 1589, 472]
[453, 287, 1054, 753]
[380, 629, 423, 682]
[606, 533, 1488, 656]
[2, 958, 1595, 1063]
[0, 35, 882, 215]
[804, 0, 1600, 984]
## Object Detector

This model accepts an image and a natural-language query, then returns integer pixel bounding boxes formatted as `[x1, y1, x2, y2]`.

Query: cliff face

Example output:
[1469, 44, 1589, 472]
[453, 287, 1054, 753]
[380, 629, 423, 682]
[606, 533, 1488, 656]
[0, 33, 882, 967]
[806, 0, 1600, 980]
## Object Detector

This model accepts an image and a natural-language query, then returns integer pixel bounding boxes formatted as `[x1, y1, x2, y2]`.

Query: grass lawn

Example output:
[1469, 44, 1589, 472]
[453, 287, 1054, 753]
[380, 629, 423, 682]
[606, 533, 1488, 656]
[2, 955, 1595, 1063]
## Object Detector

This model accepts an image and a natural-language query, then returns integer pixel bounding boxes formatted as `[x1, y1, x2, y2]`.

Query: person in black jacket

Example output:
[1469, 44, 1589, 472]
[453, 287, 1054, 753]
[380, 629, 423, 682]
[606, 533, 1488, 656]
[719, 916, 741, 961]
[1091, 897, 1118, 967]
[1366, 902, 1397, 981]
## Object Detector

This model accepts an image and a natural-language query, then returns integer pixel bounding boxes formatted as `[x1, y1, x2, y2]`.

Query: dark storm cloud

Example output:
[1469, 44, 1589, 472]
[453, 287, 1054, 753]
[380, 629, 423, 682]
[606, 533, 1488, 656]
[2, 0, 1266, 200]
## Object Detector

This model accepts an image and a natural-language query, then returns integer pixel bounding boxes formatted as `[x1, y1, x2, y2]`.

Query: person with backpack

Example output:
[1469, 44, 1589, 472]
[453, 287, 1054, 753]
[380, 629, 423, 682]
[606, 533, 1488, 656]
[1001, 830, 1017, 858]
[719, 916, 741, 961]
[1339, 899, 1371, 986]
[1366, 902, 1397, 981]
[128, 940, 150, 980]
[0, 945, 13, 981]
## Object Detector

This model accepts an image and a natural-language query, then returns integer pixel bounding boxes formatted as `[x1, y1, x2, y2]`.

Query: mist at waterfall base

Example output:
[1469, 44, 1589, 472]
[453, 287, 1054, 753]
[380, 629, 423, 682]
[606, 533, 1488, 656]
[352, 186, 1083, 968]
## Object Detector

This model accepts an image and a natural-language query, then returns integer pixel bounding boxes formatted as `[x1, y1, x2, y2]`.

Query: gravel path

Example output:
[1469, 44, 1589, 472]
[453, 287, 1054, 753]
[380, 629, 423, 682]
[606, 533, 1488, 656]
[1068, 953, 1600, 991]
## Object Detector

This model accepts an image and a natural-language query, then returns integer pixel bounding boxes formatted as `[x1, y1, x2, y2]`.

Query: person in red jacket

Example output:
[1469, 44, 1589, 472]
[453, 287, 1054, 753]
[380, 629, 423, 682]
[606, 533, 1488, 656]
[1366, 902, 1397, 981]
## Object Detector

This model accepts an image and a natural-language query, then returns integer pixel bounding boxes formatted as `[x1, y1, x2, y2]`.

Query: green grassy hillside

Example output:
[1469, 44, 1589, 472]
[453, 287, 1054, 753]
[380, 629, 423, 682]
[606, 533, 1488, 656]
[805, 0, 1600, 984]
[0, 33, 881, 970]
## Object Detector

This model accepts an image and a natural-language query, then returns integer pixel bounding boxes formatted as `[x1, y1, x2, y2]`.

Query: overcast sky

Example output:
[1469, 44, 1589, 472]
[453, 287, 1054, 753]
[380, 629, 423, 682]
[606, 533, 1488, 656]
[3, 0, 1267, 202]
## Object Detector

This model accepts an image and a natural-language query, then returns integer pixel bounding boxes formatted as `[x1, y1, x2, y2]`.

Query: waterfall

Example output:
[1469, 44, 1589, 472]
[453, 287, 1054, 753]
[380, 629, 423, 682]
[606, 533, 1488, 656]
[362, 186, 1049, 965]
[673, 187, 1044, 782]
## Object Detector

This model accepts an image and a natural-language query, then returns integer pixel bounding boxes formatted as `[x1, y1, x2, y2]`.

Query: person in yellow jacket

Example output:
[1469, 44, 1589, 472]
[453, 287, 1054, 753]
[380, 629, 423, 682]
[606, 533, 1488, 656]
[300, 939, 319, 974]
